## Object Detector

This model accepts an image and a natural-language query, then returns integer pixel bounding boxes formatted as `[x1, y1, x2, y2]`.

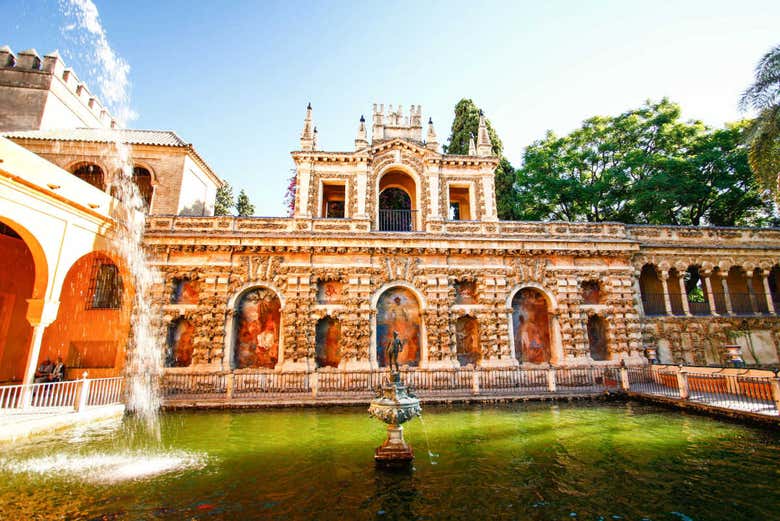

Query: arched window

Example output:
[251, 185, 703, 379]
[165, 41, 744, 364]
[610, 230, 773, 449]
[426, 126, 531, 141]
[71, 163, 106, 192]
[88, 259, 122, 309]
[132, 167, 153, 210]
[684, 266, 710, 316]
[378, 170, 417, 231]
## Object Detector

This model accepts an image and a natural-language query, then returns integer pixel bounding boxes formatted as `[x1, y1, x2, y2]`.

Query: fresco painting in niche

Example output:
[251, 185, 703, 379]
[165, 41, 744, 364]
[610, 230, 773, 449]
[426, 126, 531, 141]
[456, 315, 480, 365]
[171, 279, 199, 304]
[317, 280, 342, 304]
[582, 280, 600, 305]
[587, 315, 608, 361]
[235, 288, 281, 369]
[511, 288, 551, 364]
[376, 287, 420, 367]
[454, 280, 477, 305]
[315, 317, 341, 367]
[166, 318, 194, 367]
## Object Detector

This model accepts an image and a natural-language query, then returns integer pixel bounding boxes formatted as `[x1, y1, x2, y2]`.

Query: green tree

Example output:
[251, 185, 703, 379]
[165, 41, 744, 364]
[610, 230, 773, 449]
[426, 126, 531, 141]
[740, 44, 780, 194]
[214, 181, 234, 216]
[516, 100, 772, 225]
[444, 98, 522, 219]
[235, 189, 255, 217]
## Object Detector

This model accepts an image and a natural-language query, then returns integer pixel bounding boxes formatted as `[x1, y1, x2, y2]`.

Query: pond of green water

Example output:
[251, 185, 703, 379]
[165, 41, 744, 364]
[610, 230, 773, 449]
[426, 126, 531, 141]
[0, 401, 778, 520]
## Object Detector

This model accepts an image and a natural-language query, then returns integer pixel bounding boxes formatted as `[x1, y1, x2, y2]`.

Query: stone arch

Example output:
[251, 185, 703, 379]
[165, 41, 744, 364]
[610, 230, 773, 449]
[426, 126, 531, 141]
[455, 315, 480, 366]
[375, 164, 422, 231]
[371, 283, 426, 368]
[228, 284, 284, 370]
[587, 314, 609, 361]
[639, 264, 664, 316]
[166, 317, 194, 367]
[131, 166, 154, 210]
[508, 285, 559, 365]
[315, 315, 341, 368]
[727, 266, 752, 314]
[0, 219, 48, 381]
[40, 250, 132, 378]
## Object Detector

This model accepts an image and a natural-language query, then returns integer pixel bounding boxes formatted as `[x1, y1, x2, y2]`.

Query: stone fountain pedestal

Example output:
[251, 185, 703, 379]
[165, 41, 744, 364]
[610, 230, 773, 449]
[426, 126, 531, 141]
[368, 371, 421, 467]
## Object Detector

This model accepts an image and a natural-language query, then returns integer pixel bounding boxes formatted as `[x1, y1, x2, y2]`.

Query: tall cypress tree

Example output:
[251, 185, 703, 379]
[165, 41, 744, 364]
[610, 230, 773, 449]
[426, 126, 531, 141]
[444, 99, 521, 220]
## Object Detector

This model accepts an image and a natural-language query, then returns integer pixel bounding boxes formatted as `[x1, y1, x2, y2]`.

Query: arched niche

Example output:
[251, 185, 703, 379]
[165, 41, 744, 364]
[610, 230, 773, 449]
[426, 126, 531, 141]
[455, 315, 480, 366]
[587, 315, 608, 361]
[315, 316, 341, 368]
[233, 287, 282, 369]
[510, 287, 552, 364]
[132, 166, 154, 210]
[375, 286, 422, 367]
[166, 317, 194, 367]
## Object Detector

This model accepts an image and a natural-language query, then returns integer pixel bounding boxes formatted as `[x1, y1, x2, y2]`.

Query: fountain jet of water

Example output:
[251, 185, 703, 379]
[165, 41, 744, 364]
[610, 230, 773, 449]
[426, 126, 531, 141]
[60, 0, 162, 428]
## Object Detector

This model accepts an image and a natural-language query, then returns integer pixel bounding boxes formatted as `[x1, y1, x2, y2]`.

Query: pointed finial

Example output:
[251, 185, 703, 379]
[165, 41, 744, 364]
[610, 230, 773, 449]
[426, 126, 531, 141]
[356, 113, 368, 149]
[307, 102, 312, 110]
[428, 117, 433, 124]
[360, 114, 365, 123]
[468, 136, 477, 156]
[300, 102, 315, 150]
[426, 115, 438, 152]
[476, 108, 493, 157]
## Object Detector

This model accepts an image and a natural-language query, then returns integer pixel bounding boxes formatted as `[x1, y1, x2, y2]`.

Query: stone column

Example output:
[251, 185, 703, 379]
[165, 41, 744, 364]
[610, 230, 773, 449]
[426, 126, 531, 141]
[745, 270, 759, 315]
[355, 163, 368, 219]
[677, 273, 691, 316]
[721, 276, 734, 316]
[659, 272, 673, 316]
[701, 270, 718, 316]
[21, 299, 59, 407]
[761, 272, 776, 315]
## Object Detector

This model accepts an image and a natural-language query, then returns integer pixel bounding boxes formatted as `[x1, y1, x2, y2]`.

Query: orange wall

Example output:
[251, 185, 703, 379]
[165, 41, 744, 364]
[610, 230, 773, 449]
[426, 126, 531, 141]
[0, 234, 35, 382]
[40, 254, 131, 378]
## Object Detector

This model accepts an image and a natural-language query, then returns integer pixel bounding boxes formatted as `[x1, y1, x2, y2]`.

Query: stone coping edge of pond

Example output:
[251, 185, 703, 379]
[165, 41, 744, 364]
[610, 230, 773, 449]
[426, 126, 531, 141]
[627, 392, 780, 430]
[161, 391, 615, 410]
[0, 404, 125, 444]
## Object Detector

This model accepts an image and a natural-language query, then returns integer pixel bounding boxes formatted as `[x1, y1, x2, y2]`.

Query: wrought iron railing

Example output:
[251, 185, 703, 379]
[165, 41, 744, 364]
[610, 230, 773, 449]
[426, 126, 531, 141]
[378, 209, 416, 232]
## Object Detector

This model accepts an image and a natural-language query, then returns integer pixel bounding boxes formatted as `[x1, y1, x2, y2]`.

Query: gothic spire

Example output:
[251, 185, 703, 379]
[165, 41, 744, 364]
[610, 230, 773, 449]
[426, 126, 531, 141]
[476, 109, 493, 157]
[300, 102, 315, 151]
[355, 114, 368, 149]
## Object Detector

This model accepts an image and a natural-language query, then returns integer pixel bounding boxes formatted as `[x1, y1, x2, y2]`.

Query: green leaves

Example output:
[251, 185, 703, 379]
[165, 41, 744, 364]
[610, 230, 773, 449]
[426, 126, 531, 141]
[214, 181, 234, 216]
[514, 100, 773, 226]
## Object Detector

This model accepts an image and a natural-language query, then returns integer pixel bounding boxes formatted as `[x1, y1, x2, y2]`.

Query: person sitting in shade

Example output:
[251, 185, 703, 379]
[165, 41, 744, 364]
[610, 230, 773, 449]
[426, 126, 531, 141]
[34, 358, 54, 383]
[49, 356, 66, 382]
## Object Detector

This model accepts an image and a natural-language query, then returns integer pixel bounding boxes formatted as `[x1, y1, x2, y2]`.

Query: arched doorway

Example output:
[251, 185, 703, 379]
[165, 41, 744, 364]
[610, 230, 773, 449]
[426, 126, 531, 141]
[511, 288, 551, 364]
[587, 315, 608, 361]
[455, 315, 480, 366]
[378, 170, 417, 231]
[315, 316, 341, 368]
[166, 318, 194, 367]
[0, 222, 38, 381]
[233, 287, 282, 369]
[40, 252, 131, 379]
[376, 286, 421, 367]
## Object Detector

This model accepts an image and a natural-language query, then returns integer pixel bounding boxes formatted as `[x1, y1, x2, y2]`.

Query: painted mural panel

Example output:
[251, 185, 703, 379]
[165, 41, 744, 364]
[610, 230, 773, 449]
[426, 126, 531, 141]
[376, 287, 420, 367]
[234, 288, 281, 369]
[171, 279, 199, 305]
[511, 288, 551, 364]
[315, 317, 341, 368]
[587, 315, 608, 361]
[454, 280, 477, 305]
[582, 281, 601, 305]
[316, 280, 343, 304]
[166, 318, 194, 367]
[456, 316, 480, 365]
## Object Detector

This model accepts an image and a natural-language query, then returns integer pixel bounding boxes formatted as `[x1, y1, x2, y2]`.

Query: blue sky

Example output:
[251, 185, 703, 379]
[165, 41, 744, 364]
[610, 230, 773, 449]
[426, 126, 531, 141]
[5, 0, 780, 215]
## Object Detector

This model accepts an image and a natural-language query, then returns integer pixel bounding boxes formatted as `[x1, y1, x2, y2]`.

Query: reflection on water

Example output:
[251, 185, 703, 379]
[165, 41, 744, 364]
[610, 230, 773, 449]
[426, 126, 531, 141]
[0, 402, 778, 520]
